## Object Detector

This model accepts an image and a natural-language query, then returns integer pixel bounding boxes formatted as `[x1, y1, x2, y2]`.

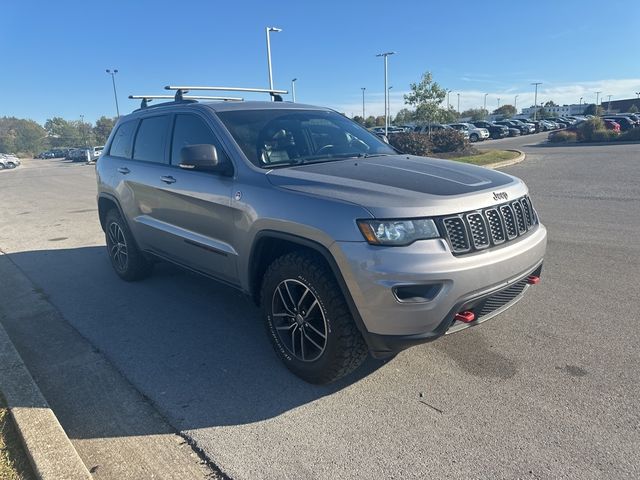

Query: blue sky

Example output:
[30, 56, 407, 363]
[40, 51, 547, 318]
[2, 0, 639, 123]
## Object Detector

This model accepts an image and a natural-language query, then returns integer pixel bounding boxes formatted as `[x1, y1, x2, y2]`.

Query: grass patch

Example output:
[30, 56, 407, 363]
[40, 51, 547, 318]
[0, 395, 36, 480]
[446, 149, 521, 166]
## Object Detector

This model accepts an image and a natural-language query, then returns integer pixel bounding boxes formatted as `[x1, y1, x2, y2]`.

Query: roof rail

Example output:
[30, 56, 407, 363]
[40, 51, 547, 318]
[165, 85, 288, 102]
[128, 93, 243, 109]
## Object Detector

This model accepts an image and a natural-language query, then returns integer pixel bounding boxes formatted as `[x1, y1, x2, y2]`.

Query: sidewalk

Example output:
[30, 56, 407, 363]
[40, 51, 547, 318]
[0, 253, 221, 479]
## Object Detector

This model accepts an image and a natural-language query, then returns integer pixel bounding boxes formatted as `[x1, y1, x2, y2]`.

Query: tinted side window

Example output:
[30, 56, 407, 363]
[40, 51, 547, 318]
[133, 115, 170, 163]
[109, 120, 137, 158]
[170, 114, 227, 165]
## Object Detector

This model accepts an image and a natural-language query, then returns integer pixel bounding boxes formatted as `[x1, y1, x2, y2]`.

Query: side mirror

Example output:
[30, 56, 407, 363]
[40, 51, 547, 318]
[179, 144, 220, 171]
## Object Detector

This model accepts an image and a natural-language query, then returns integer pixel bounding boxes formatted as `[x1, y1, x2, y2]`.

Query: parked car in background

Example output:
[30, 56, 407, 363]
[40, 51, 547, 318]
[90, 146, 104, 162]
[67, 148, 92, 162]
[603, 119, 621, 132]
[448, 123, 489, 142]
[471, 121, 509, 139]
[603, 116, 636, 132]
[0, 154, 21, 170]
[508, 119, 535, 134]
[495, 120, 528, 136]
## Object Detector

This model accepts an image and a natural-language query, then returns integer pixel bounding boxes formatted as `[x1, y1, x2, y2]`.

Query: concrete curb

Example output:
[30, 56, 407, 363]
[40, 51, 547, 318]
[0, 321, 92, 479]
[483, 149, 526, 170]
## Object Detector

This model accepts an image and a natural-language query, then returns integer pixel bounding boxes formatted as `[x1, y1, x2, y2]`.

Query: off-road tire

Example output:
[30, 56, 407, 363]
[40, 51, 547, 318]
[261, 251, 368, 384]
[105, 209, 153, 281]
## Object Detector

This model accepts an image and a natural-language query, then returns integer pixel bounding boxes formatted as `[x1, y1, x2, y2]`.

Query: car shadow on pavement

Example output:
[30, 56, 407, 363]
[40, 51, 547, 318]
[3, 246, 386, 436]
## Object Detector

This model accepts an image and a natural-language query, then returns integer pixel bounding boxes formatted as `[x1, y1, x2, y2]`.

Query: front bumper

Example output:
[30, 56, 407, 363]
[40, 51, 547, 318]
[331, 224, 547, 356]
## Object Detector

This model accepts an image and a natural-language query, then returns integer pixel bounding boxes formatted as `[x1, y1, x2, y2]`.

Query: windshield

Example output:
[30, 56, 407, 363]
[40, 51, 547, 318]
[216, 109, 396, 168]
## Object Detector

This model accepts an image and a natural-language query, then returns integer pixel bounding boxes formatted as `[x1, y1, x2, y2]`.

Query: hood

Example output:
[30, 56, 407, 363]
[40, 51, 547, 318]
[266, 155, 525, 218]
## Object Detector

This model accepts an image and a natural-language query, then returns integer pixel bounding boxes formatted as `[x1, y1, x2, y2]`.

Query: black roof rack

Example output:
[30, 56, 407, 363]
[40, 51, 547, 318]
[165, 85, 288, 102]
[128, 84, 287, 110]
[128, 89, 244, 109]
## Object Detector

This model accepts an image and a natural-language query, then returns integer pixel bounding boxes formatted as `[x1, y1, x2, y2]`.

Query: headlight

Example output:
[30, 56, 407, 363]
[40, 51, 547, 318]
[357, 218, 440, 246]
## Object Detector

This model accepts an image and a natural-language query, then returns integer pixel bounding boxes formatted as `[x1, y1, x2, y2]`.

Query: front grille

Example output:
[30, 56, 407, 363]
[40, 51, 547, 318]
[441, 195, 538, 255]
[475, 278, 528, 319]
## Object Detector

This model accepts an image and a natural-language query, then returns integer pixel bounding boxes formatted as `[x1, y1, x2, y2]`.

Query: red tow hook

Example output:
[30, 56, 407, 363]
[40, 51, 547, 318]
[455, 311, 476, 323]
[527, 275, 541, 285]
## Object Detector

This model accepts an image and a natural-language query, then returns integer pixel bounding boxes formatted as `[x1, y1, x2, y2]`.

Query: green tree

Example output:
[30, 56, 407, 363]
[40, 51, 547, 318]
[393, 108, 415, 125]
[583, 104, 603, 116]
[404, 72, 447, 123]
[460, 108, 489, 121]
[0, 117, 47, 156]
[44, 117, 81, 147]
[628, 104, 639, 113]
[93, 116, 116, 145]
[364, 116, 376, 128]
[536, 107, 553, 119]
[544, 100, 558, 107]
[374, 115, 386, 126]
[493, 104, 517, 117]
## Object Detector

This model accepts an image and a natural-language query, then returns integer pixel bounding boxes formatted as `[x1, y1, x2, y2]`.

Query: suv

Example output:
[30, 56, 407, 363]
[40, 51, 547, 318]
[471, 121, 509, 139]
[447, 123, 490, 142]
[97, 93, 547, 384]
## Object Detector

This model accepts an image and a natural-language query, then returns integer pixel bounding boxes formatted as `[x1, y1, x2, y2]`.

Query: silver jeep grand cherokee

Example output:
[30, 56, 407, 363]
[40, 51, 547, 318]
[96, 90, 546, 384]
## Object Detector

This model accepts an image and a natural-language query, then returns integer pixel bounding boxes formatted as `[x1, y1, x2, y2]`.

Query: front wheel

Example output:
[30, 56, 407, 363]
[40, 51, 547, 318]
[261, 252, 368, 384]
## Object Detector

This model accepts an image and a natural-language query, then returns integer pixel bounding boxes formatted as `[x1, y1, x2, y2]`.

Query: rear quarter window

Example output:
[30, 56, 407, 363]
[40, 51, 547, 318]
[109, 120, 138, 158]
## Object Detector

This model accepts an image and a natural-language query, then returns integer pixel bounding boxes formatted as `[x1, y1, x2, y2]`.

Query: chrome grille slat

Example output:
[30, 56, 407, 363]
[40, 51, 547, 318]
[441, 195, 539, 255]
[512, 201, 527, 234]
[465, 213, 490, 249]
[443, 217, 470, 253]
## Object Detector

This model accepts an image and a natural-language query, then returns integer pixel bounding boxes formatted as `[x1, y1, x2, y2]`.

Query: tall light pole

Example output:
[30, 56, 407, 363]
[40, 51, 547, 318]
[595, 91, 601, 107]
[636, 92, 640, 99]
[388, 86, 393, 121]
[484, 93, 488, 118]
[447, 89, 452, 109]
[361, 87, 366, 120]
[514, 94, 519, 112]
[531, 82, 542, 121]
[79, 114, 87, 146]
[105, 69, 120, 118]
[497, 97, 501, 108]
[291, 78, 297, 102]
[265, 27, 282, 100]
[579, 96, 583, 105]
[607, 94, 612, 113]
[457, 93, 460, 116]
[376, 51, 396, 136]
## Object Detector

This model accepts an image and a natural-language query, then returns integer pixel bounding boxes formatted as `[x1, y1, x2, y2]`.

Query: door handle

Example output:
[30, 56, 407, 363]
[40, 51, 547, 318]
[160, 175, 176, 184]
[117, 167, 130, 174]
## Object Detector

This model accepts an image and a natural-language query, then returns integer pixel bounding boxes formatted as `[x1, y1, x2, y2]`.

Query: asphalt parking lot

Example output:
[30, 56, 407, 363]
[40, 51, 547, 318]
[1, 137, 639, 479]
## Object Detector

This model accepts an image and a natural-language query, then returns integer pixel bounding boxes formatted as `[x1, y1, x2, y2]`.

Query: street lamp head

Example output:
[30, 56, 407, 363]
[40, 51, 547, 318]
[267, 27, 282, 32]
[292, 78, 297, 82]
[376, 51, 396, 57]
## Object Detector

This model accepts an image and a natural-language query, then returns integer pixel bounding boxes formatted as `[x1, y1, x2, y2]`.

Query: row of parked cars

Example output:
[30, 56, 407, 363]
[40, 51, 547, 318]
[0, 153, 21, 170]
[373, 112, 640, 143]
[37, 146, 104, 162]
[371, 118, 564, 143]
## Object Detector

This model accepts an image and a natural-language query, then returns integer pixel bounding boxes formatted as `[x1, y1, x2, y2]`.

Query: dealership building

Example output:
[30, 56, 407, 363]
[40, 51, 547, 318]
[521, 97, 640, 116]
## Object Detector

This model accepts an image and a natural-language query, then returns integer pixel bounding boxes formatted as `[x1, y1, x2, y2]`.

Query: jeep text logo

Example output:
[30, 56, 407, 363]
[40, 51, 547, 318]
[493, 191, 508, 201]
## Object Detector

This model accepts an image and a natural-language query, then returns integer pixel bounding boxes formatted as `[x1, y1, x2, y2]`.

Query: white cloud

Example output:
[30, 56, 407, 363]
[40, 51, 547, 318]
[332, 78, 640, 118]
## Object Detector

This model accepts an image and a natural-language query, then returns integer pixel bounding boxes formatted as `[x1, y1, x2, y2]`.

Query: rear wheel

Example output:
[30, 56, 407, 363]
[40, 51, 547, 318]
[261, 251, 368, 384]
[105, 209, 153, 281]
[470, 133, 479, 142]
[6, 162, 16, 169]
